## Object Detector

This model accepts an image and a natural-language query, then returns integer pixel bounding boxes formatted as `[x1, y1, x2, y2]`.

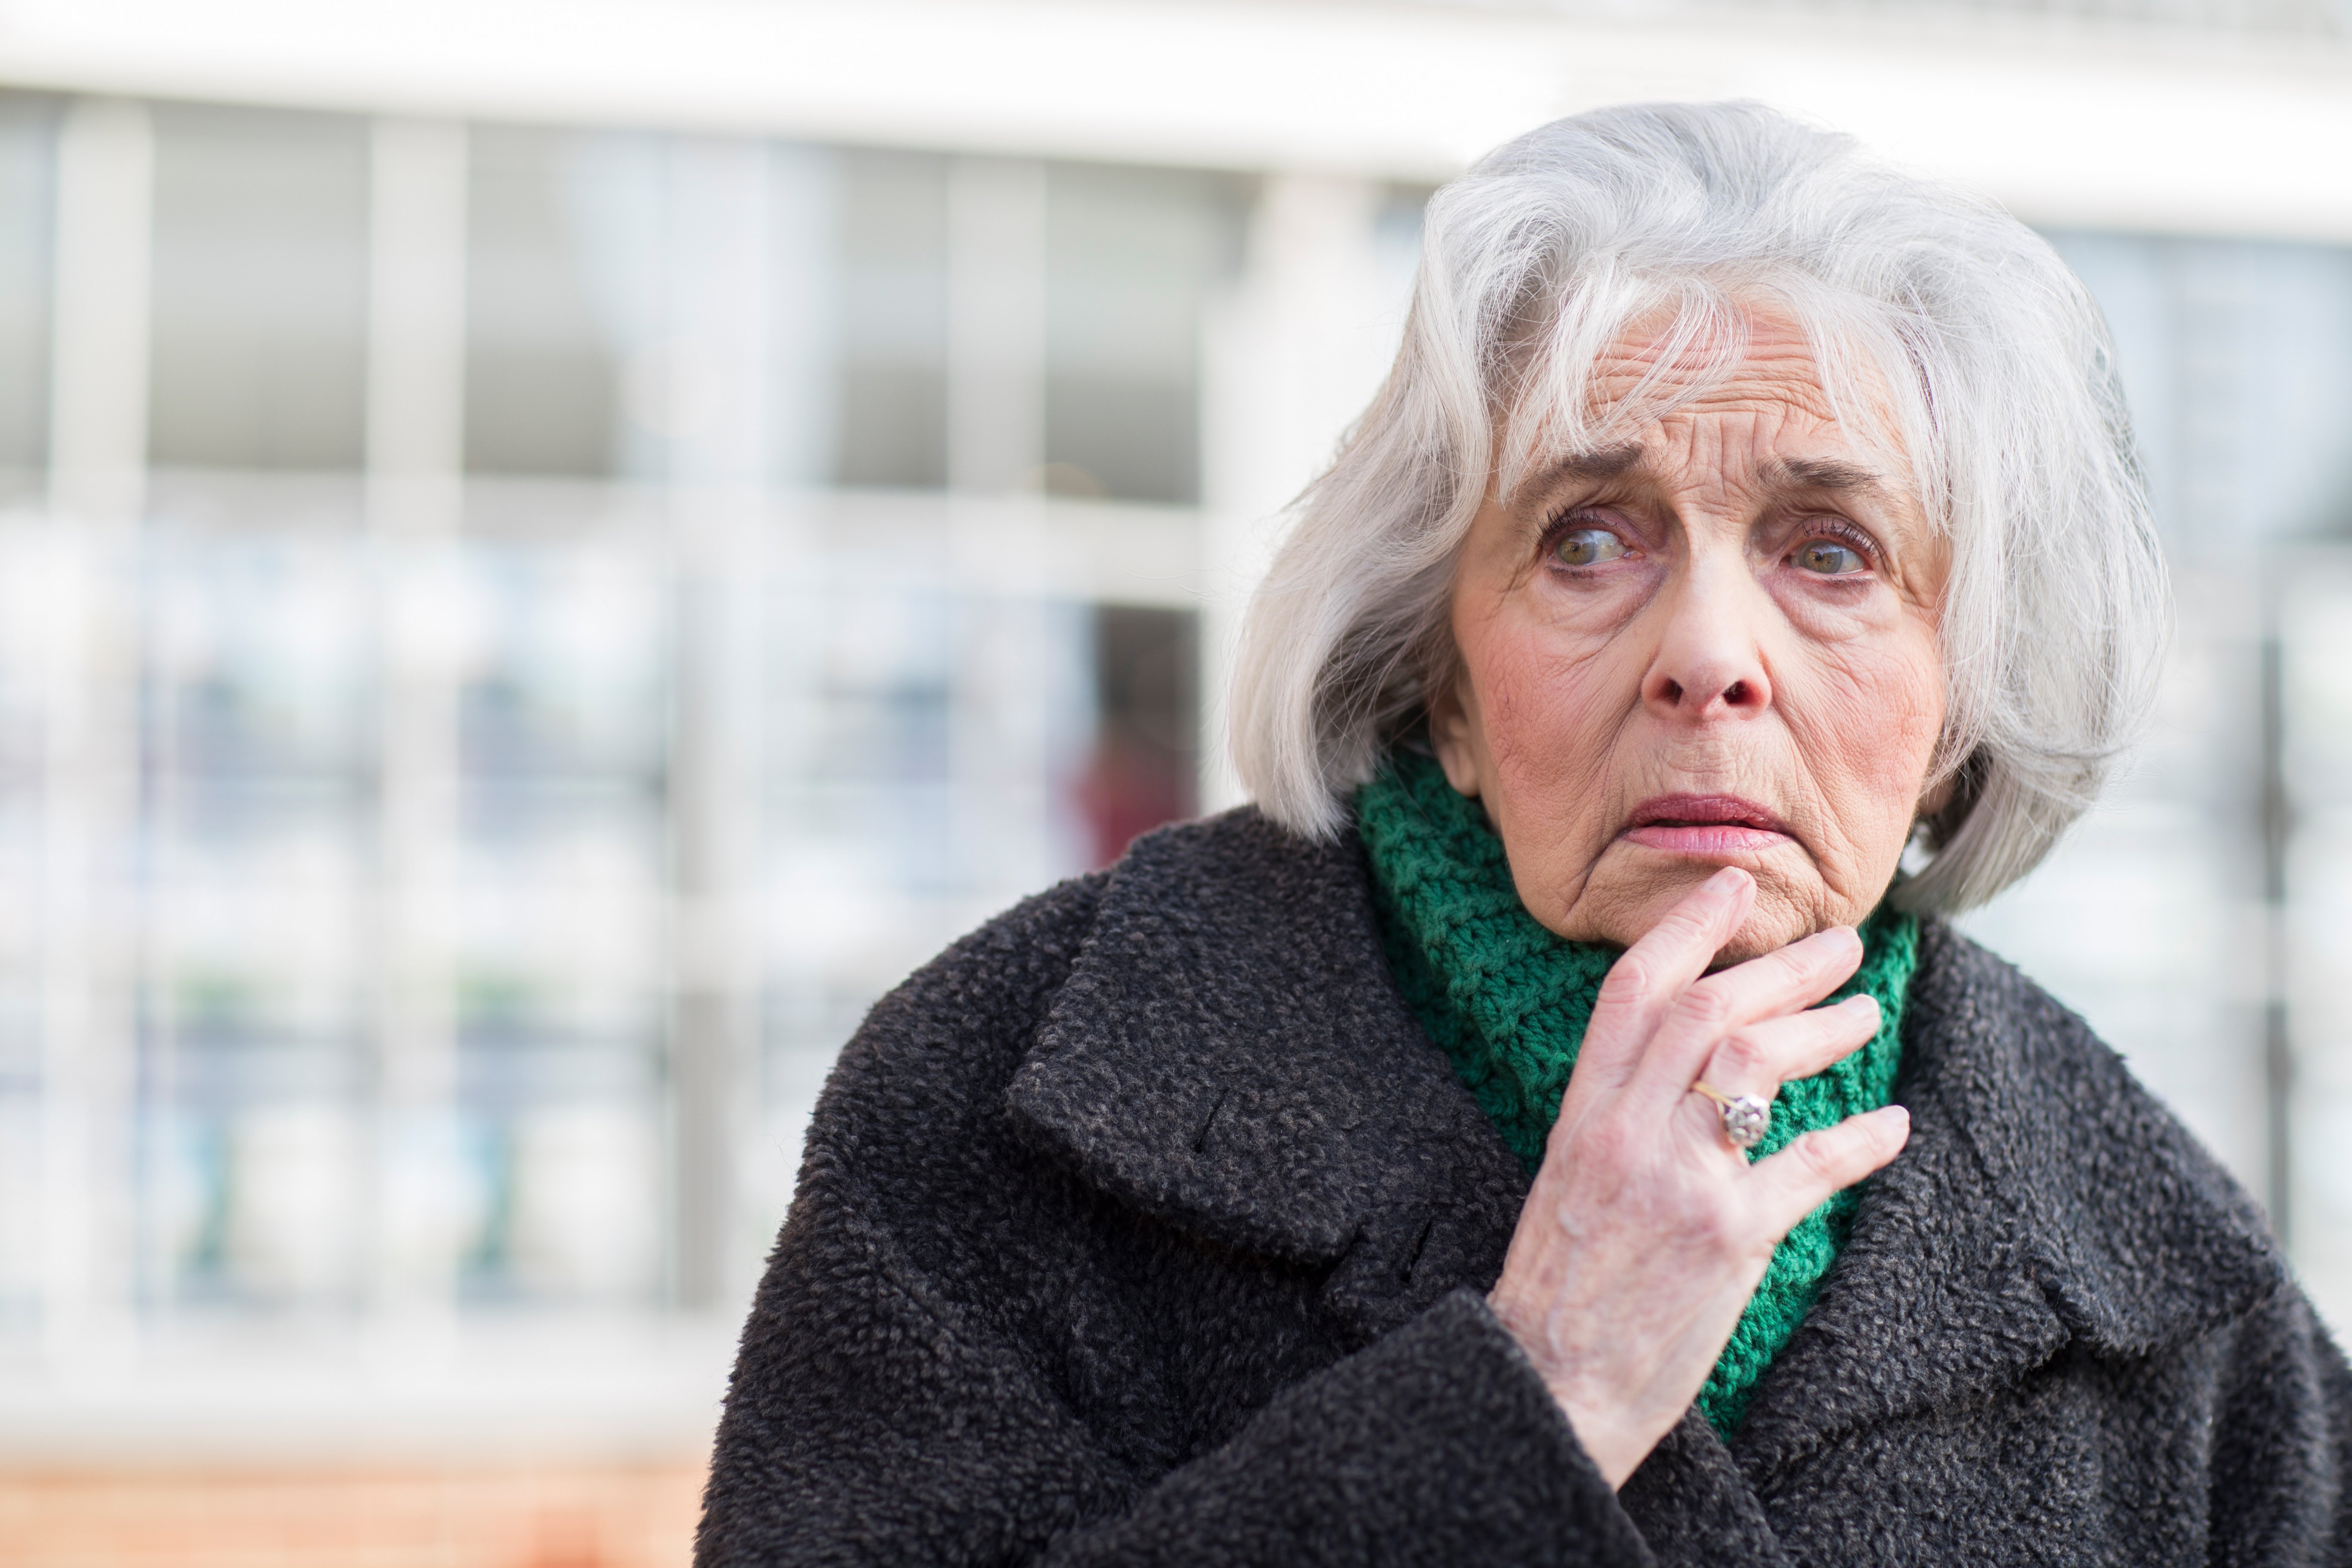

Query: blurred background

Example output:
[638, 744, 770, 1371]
[0, 0, 2345, 1562]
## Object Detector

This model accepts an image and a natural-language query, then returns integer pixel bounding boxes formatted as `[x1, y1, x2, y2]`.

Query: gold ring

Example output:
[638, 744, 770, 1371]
[1691, 1081, 1772, 1151]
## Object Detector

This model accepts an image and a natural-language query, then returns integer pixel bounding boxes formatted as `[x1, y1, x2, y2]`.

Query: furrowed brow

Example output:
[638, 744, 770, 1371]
[1768, 456, 1887, 496]
[1519, 442, 1646, 500]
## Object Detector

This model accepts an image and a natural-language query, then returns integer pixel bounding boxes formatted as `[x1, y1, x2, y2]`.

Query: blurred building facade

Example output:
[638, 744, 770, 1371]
[0, 0, 2345, 1562]
[1, 94, 1277, 1415]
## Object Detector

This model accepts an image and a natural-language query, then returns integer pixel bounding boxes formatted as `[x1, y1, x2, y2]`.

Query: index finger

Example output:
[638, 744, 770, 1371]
[1571, 867, 1755, 1091]
[1622, 924, 1865, 1115]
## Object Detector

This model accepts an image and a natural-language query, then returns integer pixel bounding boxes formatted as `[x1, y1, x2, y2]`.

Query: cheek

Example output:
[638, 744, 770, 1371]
[1459, 603, 1635, 784]
[1785, 627, 1945, 833]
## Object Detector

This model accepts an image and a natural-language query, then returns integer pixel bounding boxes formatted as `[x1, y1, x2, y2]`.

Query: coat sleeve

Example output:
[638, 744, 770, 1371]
[694, 1110, 1647, 1568]
[2203, 1280, 2352, 1565]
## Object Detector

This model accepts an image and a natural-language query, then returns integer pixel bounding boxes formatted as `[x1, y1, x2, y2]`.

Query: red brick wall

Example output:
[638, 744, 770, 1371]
[0, 1462, 707, 1568]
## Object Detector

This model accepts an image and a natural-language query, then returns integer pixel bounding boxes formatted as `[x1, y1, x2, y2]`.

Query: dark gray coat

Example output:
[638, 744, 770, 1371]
[699, 809, 2352, 1566]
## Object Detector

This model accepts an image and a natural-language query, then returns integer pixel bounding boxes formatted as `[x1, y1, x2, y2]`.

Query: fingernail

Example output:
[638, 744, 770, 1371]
[1846, 994, 1880, 1014]
[1709, 867, 1751, 892]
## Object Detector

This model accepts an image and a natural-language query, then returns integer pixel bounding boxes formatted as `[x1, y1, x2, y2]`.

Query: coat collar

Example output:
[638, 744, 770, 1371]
[1733, 918, 2288, 1478]
[1004, 808, 1529, 1341]
[1006, 810, 2287, 1455]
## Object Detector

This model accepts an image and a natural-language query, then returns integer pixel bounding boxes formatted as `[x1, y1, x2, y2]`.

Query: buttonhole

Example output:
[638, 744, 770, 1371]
[1399, 1213, 1435, 1284]
[1191, 1089, 1228, 1154]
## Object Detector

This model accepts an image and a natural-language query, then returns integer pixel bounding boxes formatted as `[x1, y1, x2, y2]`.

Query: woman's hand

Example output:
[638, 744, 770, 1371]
[1485, 865, 1912, 1488]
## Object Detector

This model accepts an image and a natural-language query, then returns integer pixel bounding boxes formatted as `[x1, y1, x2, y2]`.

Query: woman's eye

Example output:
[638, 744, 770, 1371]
[1551, 526, 1628, 567]
[1794, 538, 1869, 576]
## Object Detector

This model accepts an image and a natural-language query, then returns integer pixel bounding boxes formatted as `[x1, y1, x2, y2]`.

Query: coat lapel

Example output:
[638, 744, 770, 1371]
[1008, 814, 2288, 1537]
[1003, 809, 1529, 1343]
[1732, 919, 2287, 1485]
[1620, 1408, 1795, 1568]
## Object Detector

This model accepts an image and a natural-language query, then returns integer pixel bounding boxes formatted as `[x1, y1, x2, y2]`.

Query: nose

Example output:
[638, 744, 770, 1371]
[1640, 562, 1773, 722]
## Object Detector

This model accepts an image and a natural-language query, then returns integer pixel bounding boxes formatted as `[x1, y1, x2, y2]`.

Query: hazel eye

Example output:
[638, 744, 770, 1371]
[1795, 538, 1868, 576]
[1551, 526, 1628, 568]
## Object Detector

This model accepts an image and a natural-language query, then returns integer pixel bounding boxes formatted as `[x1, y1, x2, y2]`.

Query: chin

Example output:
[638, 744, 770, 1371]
[1556, 855, 1826, 962]
[1705, 915, 1810, 967]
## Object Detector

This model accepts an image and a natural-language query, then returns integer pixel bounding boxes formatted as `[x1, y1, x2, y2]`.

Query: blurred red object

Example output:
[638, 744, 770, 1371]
[1076, 607, 1199, 867]
[1076, 732, 1193, 868]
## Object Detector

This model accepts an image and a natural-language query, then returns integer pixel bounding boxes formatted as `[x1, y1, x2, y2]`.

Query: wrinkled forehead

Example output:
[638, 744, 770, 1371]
[1494, 290, 1930, 517]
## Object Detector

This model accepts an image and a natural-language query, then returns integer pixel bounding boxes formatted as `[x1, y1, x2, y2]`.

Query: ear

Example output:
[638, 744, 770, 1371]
[1911, 749, 1981, 848]
[1915, 771, 1957, 820]
[1425, 674, 1485, 799]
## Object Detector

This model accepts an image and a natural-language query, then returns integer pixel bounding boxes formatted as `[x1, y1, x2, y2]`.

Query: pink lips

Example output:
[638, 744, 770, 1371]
[1620, 793, 1796, 858]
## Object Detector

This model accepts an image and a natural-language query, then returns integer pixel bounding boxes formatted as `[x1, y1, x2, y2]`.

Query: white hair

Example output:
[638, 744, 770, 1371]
[1228, 101, 2166, 913]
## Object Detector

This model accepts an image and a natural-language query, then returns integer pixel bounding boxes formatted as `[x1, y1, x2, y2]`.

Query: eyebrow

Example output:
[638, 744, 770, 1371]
[1765, 456, 1889, 495]
[1519, 442, 1647, 497]
[1516, 447, 1895, 505]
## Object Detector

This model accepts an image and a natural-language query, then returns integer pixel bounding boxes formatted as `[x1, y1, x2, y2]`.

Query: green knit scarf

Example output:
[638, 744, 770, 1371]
[1356, 748, 1916, 1434]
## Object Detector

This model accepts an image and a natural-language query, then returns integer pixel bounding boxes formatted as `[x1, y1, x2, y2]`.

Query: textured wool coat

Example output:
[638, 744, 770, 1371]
[699, 809, 2352, 1567]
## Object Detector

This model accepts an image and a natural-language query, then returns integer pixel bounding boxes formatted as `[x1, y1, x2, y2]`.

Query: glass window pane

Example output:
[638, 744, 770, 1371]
[1076, 605, 1197, 867]
[148, 104, 368, 472]
[464, 128, 663, 480]
[451, 523, 670, 1305]
[1044, 164, 1247, 505]
[137, 515, 374, 1313]
[833, 150, 947, 489]
[0, 92, 54, 484]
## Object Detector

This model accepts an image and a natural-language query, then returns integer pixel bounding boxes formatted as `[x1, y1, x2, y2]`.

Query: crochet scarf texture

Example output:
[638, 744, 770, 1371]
[1355, 748, 1917, 1433]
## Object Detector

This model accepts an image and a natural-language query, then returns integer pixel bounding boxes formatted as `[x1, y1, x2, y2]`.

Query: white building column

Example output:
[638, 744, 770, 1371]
[40, 96, 151, 1368]
[1197, 174, 1403, 812]
[2280, 553, 2352, 1334]
[662, 135, 774, 1312]
[49, 98, 150, 525]
[365, 116, 469, 1331]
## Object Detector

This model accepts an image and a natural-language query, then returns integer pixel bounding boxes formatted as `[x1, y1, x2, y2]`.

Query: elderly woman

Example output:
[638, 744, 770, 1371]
[698, 104, 2351, 1565]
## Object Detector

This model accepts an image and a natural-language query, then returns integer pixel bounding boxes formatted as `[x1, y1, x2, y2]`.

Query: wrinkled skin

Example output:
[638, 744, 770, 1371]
[1430, 313, 1948, 961]
[1443, 310, 1943, 1489]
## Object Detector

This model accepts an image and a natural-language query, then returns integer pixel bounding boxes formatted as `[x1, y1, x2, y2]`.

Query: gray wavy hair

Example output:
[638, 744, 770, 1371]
[1228, 101, 2166, 913]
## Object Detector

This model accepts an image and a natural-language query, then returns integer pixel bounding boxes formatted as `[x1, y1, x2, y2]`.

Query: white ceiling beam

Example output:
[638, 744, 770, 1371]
[0, 0, 2348, 239]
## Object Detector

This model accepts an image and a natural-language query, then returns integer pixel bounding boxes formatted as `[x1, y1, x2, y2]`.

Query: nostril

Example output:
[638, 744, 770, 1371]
[1724, 679, 1751, 705]
[1661, 678, 1684, 705]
